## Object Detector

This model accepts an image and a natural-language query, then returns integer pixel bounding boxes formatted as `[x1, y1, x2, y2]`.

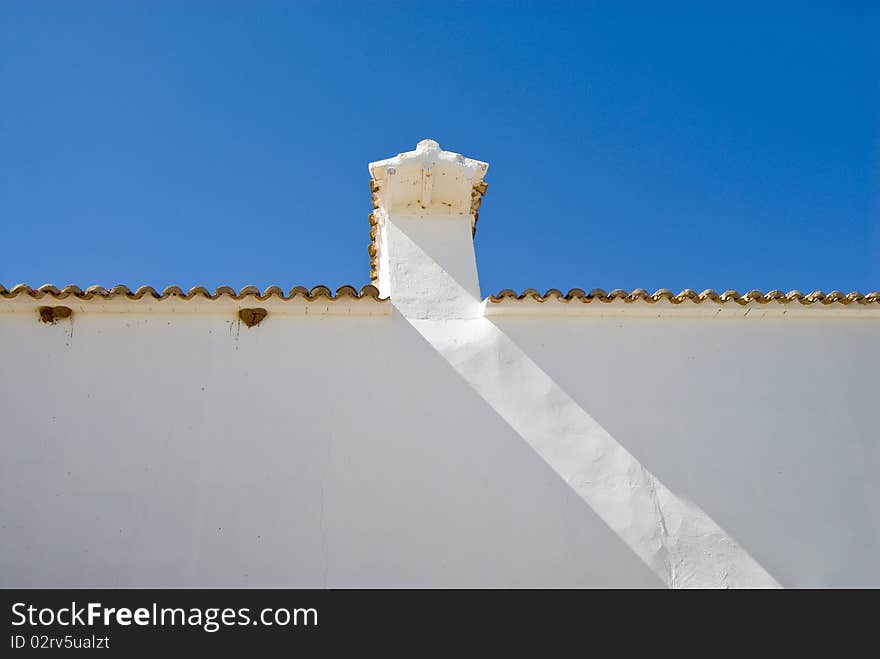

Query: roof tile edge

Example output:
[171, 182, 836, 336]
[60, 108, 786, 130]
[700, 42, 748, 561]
[486, 288, 880, 306]
[0, 283, 387, 302]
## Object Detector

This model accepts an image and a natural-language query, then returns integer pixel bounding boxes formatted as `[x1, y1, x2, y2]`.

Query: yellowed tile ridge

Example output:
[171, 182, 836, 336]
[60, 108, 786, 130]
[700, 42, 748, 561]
[487, 288, 880, 305]
[0, 283, 386, 302]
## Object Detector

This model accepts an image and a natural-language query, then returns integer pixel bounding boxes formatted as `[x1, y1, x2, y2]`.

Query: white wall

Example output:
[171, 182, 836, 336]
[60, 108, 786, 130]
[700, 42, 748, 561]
[0, 307, 657, 587]
[491, 313, 880, 587]
[1, 303, 876, 587]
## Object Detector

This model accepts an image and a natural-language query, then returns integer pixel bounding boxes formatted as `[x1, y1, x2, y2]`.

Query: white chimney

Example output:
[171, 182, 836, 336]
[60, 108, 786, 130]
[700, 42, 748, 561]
[368, 139, 489, 318]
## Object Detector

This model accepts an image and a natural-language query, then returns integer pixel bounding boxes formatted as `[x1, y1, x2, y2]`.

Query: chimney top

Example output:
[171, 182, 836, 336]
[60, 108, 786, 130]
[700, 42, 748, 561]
[368, 139, 488, 216]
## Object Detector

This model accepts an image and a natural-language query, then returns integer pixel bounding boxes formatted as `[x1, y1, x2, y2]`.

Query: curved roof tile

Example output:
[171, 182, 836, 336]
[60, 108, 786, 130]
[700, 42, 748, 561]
[0, 283, 386, 302]
[486, 288, 880, 306]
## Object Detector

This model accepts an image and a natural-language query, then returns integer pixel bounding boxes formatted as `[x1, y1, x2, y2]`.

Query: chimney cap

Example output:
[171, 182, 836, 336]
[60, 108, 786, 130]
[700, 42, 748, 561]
[368, 139, 488, 216]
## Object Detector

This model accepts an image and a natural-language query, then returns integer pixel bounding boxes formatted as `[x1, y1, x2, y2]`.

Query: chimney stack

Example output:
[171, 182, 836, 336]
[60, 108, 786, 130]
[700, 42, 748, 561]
[368, 140, 489, 318]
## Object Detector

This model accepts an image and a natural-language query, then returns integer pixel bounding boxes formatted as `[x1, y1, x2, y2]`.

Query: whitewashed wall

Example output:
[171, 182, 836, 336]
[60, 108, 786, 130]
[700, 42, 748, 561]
[1, 300, 876, 587]
[491, 312, 880, 587]
[1, 307, 663, 587]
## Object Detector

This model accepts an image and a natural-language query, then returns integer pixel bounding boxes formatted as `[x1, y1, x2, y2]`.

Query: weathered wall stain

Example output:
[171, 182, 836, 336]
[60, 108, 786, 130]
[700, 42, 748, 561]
[239, 308, 268, 328]
[38, 306, 72, 324]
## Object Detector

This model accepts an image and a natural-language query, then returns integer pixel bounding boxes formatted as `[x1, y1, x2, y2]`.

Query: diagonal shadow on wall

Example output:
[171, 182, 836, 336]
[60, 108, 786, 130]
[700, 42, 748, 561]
[389, 220, 780, 589]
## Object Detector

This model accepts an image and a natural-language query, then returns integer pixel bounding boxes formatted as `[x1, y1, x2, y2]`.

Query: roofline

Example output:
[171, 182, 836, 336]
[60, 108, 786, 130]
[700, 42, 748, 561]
[1, 283, 385, 302]
[487, 288, 880, 306]
[483, 288, 880, 318]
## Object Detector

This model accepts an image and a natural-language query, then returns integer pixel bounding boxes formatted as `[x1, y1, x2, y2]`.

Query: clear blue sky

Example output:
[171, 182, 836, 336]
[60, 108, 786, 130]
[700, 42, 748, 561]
[2, 2, 878, 294]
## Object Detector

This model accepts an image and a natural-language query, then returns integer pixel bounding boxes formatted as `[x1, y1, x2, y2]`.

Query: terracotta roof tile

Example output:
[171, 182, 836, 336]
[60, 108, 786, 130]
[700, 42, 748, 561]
[486, 288, 880, 306]
[0, 283, 386, 302]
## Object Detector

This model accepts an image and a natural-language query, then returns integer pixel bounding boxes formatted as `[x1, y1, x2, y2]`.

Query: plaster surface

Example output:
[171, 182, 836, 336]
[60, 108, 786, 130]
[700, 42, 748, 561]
[0, 310, 659, 587]
[383, 205, 777, 588]
[492, 314, 880, 586]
